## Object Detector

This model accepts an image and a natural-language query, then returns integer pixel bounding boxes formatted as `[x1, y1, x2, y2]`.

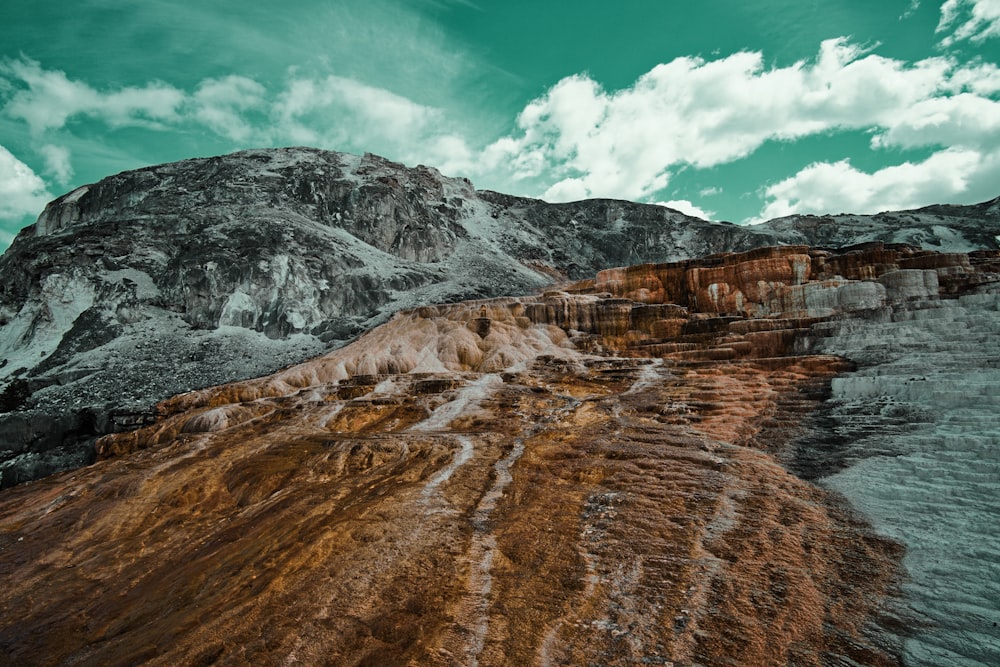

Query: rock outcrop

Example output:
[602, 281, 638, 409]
[2, 148, 1000, 486]
[1, 244, 997, 665]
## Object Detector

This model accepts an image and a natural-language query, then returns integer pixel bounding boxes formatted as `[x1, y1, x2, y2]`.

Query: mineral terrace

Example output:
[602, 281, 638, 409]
[1, 243, 997, 665]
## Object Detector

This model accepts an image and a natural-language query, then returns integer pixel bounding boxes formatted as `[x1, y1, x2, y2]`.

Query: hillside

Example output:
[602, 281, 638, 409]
[0, 147, 998, 487]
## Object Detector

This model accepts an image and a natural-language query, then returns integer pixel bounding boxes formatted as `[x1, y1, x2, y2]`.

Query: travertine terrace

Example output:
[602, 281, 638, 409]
[0, 244, 997, 665]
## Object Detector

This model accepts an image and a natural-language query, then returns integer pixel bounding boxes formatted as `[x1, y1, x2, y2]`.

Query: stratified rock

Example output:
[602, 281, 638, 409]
[877, 269, 939, 301]
[791, 289, 1000, 667]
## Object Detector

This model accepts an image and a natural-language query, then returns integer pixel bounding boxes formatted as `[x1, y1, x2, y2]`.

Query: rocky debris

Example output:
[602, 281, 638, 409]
[0, 406, 159, 489]
[1, 245, 997, 664]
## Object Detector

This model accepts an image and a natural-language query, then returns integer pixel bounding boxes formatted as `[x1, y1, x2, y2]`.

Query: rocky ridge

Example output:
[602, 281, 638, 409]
[762, 197, 1000, 251]
[0, 148, 765, 485]
[1, 243, 997, 665]
[1, 147, 998, 487]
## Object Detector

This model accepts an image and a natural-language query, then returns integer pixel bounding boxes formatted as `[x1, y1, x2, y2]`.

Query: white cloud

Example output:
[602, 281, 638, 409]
[421, 133, 476, 175]
[269, 73, 478, 173]
[301, 75, 438, 141]
[272, 73, 440, 144]
[943, 61, 1000, 94]
[0, 58, 475, 179]
[39, 144, 73, 185]
[0, 58, 184, 134]
[901, 0, 921, 20]
[2, 36, 997, 229]
[0, 145, 51, 222]
[482, 38, 979, 202]
[938, 0, 1000, 45]
[543, 178, 590, 202]
[190, 75, 267, 142]
[873, 93, 1000, 149]
[654, 199, 714, 220]
[756, 148, 994, 220]
[699, 186, 721, 197]
[477, 37, 1000, 221]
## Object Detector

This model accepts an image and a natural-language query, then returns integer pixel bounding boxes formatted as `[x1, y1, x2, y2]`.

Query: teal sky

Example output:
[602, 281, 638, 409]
[1, 1, 999, 245]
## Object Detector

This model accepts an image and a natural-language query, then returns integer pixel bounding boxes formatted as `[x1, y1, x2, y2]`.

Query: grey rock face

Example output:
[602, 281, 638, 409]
[787, 284, 1000, 667]
[0, 147, 998, 486]
[760, 197, 1000, 251]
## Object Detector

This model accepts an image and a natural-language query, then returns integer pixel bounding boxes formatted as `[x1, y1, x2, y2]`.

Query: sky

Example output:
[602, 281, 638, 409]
[1, 0, 999, 246]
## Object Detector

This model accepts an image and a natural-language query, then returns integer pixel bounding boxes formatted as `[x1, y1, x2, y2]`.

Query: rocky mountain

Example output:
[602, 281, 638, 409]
[1, 243, 996, 665]
[763, 197, 1000, 250]
[1, 147, 999, 487]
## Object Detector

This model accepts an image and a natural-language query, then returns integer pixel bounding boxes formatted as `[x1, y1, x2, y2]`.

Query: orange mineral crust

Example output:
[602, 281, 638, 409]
[4, 243, 990, 666]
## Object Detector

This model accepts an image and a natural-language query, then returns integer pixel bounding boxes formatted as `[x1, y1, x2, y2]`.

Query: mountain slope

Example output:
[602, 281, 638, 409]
[1, 147, 999, 486]
[0, 148, 768, 487]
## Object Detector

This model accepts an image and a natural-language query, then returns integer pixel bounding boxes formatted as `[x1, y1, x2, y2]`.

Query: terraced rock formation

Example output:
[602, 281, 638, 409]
[1, 244, 996, 665]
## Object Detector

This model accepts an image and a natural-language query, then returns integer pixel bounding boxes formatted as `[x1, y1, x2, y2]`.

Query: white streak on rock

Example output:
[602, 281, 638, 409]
[409, 374, 502, 432]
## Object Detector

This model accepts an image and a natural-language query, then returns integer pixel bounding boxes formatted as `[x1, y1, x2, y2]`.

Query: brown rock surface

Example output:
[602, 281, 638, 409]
[4, 243, 994, 666]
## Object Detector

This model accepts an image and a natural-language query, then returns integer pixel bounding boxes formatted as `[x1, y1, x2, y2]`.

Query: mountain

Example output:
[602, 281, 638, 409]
[1, 147, 999, 487]
[1, 243, 997, 665]
[760, 196, 1000, 250]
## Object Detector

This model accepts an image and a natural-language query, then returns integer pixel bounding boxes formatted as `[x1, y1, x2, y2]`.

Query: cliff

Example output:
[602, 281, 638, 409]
[1, 244, 996, 665]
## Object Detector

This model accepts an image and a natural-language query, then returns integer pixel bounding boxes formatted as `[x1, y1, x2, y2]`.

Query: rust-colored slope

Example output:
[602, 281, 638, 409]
[0, 357, 896, 666]
[4, 244, 980, 666]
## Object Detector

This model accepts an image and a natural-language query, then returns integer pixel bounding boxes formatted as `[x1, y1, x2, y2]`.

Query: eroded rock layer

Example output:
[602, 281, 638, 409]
[1, 244, 997, 666]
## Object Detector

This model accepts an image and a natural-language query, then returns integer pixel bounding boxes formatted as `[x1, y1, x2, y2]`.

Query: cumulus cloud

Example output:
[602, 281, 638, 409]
[190, 75, 267, 142]
[873, 93, 1000, 149]
[937, 0, 1000, 45]
[0, 57, 184, 134]
[483, 38, 975, 201]
[654, 199, 714, 220]
[478, 37, 1000, 221]
[0, 57, 476, 178]
[757, 148, 996, 220]
[421, 133, 477, 175]
[0, 145, 51, 222]
[39, 144, 73, 185]
[943, 61, 1000, 94]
